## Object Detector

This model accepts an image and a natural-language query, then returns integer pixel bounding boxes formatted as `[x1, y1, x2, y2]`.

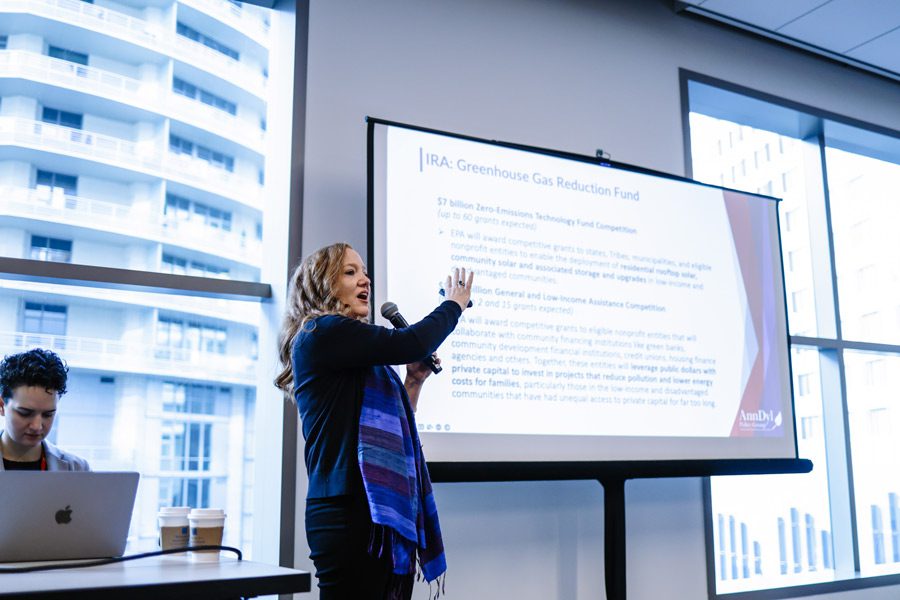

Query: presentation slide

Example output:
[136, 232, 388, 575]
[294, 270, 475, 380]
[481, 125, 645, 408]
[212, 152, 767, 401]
[370, 121, 797, 464]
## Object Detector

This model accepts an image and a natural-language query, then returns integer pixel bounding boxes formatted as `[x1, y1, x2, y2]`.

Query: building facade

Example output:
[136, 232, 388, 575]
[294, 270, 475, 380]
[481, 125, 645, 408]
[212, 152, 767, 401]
[0, 0, 273, 553]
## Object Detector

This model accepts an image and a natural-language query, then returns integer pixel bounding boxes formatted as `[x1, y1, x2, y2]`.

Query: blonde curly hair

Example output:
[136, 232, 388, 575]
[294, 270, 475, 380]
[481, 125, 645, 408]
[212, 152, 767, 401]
[274, 242, 358, 397]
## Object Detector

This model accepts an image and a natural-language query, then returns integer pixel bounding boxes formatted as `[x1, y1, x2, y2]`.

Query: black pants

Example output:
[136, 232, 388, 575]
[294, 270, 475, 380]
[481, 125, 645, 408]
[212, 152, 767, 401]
[306, 494, 414, 600]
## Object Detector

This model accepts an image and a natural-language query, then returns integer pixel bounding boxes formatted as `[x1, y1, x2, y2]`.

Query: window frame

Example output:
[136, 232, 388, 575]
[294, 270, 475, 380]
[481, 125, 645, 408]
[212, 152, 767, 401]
[682, 69, 900, 599]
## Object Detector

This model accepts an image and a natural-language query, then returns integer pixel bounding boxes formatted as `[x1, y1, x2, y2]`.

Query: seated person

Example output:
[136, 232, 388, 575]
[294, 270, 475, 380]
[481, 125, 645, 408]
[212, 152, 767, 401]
[0, 348, 90, 471]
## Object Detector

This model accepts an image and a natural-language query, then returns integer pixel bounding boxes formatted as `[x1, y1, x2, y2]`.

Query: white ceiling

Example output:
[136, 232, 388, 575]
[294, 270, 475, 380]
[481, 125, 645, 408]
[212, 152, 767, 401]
[676, 0, 900, 82]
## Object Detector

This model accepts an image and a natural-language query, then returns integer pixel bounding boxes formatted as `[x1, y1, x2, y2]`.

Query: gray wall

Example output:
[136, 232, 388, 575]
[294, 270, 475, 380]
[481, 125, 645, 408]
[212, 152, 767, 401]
[297, 0, 900, 597]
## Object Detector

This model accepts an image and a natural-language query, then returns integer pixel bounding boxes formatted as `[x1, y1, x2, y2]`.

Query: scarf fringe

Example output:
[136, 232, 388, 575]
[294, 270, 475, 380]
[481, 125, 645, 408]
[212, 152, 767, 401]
[416, 560, 446, 600]
[425, 572, 446, 600]
[368, 523, 389, 558]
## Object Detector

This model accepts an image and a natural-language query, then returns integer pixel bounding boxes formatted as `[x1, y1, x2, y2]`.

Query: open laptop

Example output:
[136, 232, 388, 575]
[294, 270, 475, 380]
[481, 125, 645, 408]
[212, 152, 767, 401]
[0, 471, 139, 562]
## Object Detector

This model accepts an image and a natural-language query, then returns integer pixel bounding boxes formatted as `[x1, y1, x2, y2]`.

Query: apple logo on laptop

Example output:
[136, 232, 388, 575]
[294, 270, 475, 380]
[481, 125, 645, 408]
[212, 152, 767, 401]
[55, 505, 73, 524]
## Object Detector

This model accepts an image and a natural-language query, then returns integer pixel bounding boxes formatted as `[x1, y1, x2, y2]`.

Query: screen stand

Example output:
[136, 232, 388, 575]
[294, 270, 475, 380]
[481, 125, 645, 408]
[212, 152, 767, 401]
[600, 477, 626, 600]
[428, 459, 813, 600]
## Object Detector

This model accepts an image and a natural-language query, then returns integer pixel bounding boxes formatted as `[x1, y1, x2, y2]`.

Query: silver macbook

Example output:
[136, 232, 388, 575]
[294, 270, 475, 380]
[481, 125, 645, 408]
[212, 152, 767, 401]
[0, 471, 139, 562]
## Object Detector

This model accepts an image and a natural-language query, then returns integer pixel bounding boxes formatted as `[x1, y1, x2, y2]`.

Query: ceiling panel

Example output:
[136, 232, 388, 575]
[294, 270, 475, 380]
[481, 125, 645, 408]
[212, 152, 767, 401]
[690, 0, 830, 31]
[677, 0, 900, 81]
[846, 26, 900, 74]
[777, 0, 900, 52]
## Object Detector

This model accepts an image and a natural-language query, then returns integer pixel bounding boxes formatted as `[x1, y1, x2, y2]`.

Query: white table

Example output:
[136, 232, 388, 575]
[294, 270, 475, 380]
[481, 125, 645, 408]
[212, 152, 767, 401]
[0, 555, 310, 599]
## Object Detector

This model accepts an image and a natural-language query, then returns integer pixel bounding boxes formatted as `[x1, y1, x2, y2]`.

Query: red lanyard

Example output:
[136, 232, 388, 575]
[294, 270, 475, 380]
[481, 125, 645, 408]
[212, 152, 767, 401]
[40, 447, 47, 471]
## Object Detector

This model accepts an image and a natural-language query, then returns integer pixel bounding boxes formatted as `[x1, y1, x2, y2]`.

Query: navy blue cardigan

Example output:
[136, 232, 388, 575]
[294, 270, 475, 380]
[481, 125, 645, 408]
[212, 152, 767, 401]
[291, 300, 462, 498]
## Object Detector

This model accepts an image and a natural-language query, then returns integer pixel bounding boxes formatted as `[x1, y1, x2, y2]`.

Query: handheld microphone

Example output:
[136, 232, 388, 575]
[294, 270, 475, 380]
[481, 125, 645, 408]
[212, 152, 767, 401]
[380, 301, 442, 374]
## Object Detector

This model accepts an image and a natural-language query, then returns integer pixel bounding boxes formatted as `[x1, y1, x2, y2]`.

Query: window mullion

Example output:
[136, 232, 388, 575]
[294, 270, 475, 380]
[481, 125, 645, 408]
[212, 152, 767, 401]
[818, 347, 858, 576]
[799, 133, 838, 339]
[803, 128, 860, 576]
[814, 131, 844, 341]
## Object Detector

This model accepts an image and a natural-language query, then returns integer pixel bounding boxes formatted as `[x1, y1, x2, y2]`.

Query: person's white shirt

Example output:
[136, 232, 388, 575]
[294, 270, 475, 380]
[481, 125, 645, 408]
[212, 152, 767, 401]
[0, 431, 91, 471]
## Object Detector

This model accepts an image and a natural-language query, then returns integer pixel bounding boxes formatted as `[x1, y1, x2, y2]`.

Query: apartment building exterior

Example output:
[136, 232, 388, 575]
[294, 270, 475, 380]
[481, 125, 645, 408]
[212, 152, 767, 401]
[0, 0, 274, 553]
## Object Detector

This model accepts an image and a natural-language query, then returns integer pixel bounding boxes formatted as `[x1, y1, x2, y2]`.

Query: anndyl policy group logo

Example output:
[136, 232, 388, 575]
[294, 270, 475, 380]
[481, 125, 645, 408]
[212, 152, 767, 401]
[738, 409, 783, 432]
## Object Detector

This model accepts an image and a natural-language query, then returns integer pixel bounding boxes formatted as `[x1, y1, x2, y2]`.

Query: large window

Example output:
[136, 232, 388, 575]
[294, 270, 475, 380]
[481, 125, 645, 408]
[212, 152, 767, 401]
[845, 351, 900, 573]
[22, 302, 67, 335]
[169, 134, 235, 172]
[828, 149, 900, 346]
[176, 22, 240, 60]
[160, 421, 213, 471]
[48, 45, 88, 66]
[173, 77, 238, 116]
[156, 316, 228, 355]
[162, 254, 230, 279]
[688, 76, 900, 596]
[30, 235, 73, 263]
[35, 170, 78, 195]
[0, 0, 290, 562]
[165, 193, 233, 231]
[42, 107, 83, 129]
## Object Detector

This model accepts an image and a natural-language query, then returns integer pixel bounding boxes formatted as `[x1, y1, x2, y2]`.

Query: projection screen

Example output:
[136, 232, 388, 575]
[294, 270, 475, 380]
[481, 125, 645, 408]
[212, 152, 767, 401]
[368, 119, 798, 467]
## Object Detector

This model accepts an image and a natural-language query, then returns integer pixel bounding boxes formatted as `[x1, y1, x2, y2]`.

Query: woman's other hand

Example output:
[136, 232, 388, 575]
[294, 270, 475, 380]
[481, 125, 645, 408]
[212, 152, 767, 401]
[405, 354, 440, 412]
[406, 354, 439, 385]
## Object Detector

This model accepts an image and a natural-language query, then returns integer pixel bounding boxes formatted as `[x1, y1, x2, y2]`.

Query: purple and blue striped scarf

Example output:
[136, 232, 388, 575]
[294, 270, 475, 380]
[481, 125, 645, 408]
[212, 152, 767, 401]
[358, 365, 446, 587]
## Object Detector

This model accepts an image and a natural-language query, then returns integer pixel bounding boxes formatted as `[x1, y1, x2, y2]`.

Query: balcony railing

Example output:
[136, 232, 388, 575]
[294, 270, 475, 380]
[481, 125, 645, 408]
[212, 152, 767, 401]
[64, 446, 124, 469]
[0, 184, 132, 223]
[2, 0, 267, 97]
[0, 331, 257, 385]
[162, 218, 262, 264]
[0, 185, 263, 265]
[167, 92, 265, 150]
[0, 280, 259, 326]
[0, 0, 164, 47]
[0, 51, 264, 150]
[0, 50, 148, 99]
[178, 0, 270, 44]
[0, 115, 157, 165]
[0, 117, 263, 208]
[30, 247, 73, 262]
[163, 152, 263, 209]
